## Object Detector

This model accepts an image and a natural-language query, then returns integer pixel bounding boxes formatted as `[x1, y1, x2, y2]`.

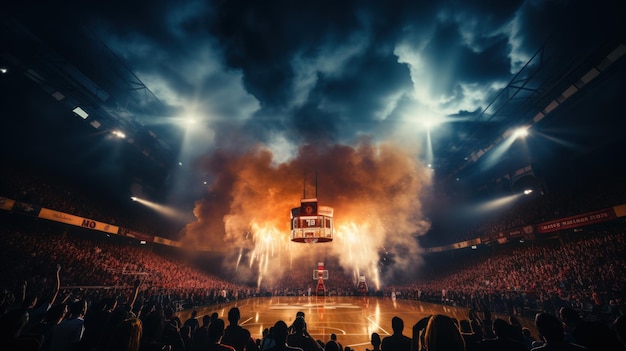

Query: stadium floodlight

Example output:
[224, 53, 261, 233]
[513, 126, 529, 138]
[72, 106, 89, 119]
[111, 130, 126, 139]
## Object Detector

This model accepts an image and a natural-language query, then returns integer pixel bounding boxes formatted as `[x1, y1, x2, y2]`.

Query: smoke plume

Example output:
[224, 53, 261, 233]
[181, 139, 431, 289]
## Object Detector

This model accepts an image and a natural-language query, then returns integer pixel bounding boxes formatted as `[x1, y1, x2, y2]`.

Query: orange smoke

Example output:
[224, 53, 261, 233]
[181, 139, 432, 288]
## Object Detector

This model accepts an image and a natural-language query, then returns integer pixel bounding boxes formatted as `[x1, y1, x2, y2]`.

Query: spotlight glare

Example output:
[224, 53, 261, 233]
[111, 130, 126, 139]
[524, 189, 533, 195]
[513, 126, 529, 138]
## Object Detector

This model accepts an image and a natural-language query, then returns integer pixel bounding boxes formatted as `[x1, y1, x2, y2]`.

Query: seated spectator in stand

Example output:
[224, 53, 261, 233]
[382, 316, 411, 351]
[24, 264, 62, 332]
[412, 316, 432, 351]
[508, 316, 525, 345]
[531, 312, 587, 351]
[222, 307, 258, 351]
[191, 314, 212, 351]
[458, 319, 480, 351]
[560, 306, 623, 351]
[260, 327, 276, 351]
[82, 297, 117, 351]
[522, 327, 537, 350]
[184, 310, 200, 334]
[139, 308, 170, 351]
[288, 311, 306, 334]
[103, 317, 143, 351]
[327, 333, 342, 351]
[366, 332, 381, 351]
[162, 307, 185, 351]
[422, 314, 465, 351]
[479, 318, 527, 351]
[207, 318, 236, 351]
[287, 316, 319, 351]
[49, 299, 87, 351]
[23, 303, 67, 351]
[268, 321, 303, 351]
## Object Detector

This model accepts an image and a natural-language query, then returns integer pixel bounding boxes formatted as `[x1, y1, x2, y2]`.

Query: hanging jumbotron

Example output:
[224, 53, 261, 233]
[289, 175, 334, 243]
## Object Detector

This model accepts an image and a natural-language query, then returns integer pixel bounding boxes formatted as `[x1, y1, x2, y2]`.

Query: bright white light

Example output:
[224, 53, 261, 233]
[523, 189, 533, 195]
[471, 245, 477, 250]
[111, 130, 126, 139]
[0, 68, 7, 74]
[513, 126, 529, 138]
[140, 240, 147, 245]
[178, 162, 183, 166]
[129, 196, 190, 222]
[184, 118, 198, 125]
[72, 106, 89, 119]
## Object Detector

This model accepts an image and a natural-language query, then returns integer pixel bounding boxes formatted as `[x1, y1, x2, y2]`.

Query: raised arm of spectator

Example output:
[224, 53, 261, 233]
[50, 264, 61, 306]
[129, 279, 141, 310]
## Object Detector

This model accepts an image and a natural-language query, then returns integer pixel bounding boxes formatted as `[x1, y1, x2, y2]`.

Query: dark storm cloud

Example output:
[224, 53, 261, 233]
[65, 0, 610, 147]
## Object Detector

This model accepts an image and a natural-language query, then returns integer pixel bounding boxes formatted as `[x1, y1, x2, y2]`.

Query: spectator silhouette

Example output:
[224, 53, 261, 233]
[412, 315, 431, 351]
[207, 318, 236, 351]
[191, 314, 212, 351]
[366, 332, 381, 351]
[328, 333, 342, 351]
[532, 312, 587, 351]
[381, 316, 411, 351]
[49, 299, 87, 351]
[23, 302, 67, 351]
[222, 307, 258, 351]
[560, 306, 623, 351]
[103, 317, 142, 351]
[162, 307, 184, 351]
[287, 316, 319, 351]
[522, 327, 538, 350]
[458, 319, 480, 351]
[260, 327, 276, 351]
[266, 320, 303, 351]
[183, 310, 200, 334]
[479, 318, 527, 351]
[422, 314, 465, 351]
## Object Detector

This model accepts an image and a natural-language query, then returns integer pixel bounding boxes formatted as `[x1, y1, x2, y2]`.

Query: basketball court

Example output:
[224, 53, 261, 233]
[179, 296, 539, 351]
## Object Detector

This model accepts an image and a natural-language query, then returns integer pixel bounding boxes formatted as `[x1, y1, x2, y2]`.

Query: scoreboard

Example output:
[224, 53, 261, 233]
[290, 198, 334, 243]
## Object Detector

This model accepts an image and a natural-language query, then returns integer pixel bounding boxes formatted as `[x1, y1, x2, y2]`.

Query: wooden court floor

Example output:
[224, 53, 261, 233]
[178, 296, 539, 351]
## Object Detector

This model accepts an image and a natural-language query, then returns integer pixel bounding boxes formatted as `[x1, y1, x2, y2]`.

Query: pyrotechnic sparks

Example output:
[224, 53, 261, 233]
[181, 140, 432, 288]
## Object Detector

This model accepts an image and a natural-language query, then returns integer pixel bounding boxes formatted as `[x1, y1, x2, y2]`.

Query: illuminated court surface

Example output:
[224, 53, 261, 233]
[179, 296, 538, 351]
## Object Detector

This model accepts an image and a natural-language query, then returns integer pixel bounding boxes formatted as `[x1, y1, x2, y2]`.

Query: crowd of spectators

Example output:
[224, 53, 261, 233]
[395, 224, 626, 324]
[2, 159, 626, 350]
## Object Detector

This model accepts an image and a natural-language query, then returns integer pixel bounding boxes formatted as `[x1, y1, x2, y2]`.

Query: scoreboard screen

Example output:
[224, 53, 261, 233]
[301, 217, 320, 228]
